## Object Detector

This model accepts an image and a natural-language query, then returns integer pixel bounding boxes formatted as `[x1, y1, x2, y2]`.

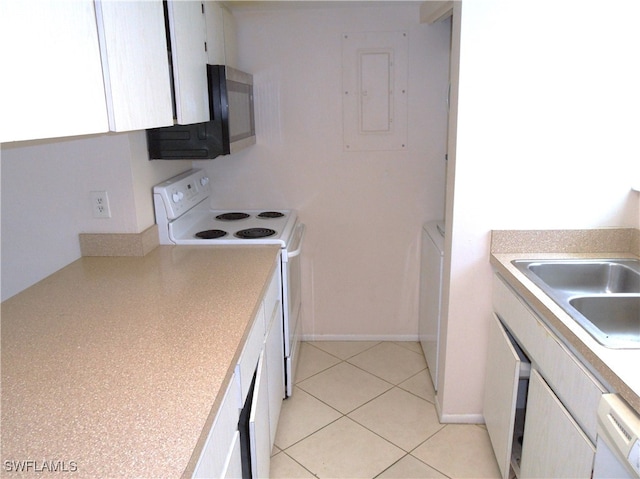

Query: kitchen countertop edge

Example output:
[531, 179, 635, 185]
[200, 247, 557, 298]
[181, 246, 280, 479]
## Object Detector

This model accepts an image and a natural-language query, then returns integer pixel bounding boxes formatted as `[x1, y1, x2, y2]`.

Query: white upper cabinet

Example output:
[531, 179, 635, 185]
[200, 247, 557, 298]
[1, 0, 212, 144]
[166, 1, 209, 125]
[0, 0, 109, 143]
[221, 5, 238, 68]
[94, 0, 174, 131]
[203, 1, 238, 67]
[204, 1, 226, 65]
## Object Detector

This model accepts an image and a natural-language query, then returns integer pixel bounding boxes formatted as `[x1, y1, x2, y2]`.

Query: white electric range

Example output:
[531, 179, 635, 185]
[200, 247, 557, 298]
[153, 169, 304, 397]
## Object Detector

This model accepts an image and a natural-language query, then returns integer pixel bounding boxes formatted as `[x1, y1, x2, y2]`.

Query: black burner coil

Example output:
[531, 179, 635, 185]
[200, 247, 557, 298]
[235, 228, 277, 239]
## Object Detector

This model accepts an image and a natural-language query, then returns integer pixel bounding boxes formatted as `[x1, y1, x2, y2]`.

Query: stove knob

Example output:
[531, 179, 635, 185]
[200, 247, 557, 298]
[200, 176, 210, 187]
[172, 191, 184, 203]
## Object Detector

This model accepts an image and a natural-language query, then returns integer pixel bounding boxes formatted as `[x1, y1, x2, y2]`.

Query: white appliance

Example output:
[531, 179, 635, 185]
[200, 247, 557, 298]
[593, 394, 640, 478]
[153, 169, 304, 397]
[419, 220, 444, 391]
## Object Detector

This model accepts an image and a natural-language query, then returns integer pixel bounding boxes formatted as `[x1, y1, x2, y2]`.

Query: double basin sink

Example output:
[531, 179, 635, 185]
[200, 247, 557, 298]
[512, 259, 640, 349]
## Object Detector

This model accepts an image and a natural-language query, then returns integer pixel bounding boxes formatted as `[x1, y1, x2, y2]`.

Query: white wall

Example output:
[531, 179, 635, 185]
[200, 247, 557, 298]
[0, 132, 189, 300]
[437, 0, 640, 421]
[195, 3, 451, 339]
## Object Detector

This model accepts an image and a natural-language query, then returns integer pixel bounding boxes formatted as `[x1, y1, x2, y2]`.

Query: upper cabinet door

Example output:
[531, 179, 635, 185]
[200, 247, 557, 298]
[166, 1, 209, 125]
[0, 0, 109, 143]
[221, 5, 238, 68]
[203, 2, 238, 67]
[204, 1, 225, 65]
[94, 0, 173, 131]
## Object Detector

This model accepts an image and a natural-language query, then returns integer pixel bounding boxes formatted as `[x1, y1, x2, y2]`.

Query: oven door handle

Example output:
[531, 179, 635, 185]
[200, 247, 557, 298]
[286, 224, 305, 260]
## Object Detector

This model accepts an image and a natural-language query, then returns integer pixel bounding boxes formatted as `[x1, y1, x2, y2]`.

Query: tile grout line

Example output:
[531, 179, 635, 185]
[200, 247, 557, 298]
[372, 452, 453, 479]
[306, 340, 383, 361]
[291, 356, 440, 459]
[277, 342, 465, 478]
[301, 342, 429, 389]
[277, 449, 321, 479]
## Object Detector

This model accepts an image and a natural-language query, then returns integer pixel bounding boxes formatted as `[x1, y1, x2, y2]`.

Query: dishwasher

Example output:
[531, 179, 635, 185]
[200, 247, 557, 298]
[593, 394, 640, 478]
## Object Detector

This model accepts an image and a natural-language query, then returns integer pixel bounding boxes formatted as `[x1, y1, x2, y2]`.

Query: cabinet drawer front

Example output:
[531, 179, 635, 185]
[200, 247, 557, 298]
[493, 275, 542, 358]
[493, 275, 605, 442]
[237, 304, 266, 404]
[521, 369, 595, 479]
[193, 373, 241, 478]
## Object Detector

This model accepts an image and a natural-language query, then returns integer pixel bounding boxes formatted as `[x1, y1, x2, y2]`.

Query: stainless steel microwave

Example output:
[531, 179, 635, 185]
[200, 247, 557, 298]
[147, 65, 255, 160]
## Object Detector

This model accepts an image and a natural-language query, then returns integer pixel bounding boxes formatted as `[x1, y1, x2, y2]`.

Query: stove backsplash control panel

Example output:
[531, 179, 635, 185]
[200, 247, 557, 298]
[153, 169, 210, 220]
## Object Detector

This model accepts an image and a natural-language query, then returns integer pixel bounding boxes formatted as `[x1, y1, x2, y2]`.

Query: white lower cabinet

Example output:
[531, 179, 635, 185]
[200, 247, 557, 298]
[222, 432, 243, 479]
[238, 302, 267, 403]
[250, 351, 272, 479]
[265, 301, 285, 448]
[483, 314, 528, 479]
[520, 369, 595, 479]
[194, 262, 284, 479]
[247, 266, 284, 478]
[193, 373, 241, 478]
[484, 274, 604, 479]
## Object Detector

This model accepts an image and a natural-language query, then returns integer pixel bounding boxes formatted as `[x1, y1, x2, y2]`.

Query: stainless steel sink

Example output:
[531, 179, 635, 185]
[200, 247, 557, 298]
[511, 259, 640, 349]
[527, 261, 640, 294]
[569, 296, 640, 347]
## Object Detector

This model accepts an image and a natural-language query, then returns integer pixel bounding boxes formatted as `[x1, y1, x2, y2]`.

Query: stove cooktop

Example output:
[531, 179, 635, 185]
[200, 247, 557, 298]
[153, 169, 298, 247]
[168, 208, 297, 246]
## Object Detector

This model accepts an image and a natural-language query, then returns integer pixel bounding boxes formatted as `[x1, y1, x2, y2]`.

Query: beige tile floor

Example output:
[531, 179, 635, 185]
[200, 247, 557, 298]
[269, 341, 502, 479]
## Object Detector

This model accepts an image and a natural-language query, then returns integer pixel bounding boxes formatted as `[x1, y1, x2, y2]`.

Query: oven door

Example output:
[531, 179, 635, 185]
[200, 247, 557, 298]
[282, 223, 305, 397]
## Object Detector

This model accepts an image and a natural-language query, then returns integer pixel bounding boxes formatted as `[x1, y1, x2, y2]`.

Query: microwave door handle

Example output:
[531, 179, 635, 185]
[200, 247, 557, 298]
[286, 224, 306, 259]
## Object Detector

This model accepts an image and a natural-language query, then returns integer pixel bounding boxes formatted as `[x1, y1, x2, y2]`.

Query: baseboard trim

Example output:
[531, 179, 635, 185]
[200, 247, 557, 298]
[434, 391, 485, 424]
[300, 334, 419, 342]
[437, 411, 485, 424]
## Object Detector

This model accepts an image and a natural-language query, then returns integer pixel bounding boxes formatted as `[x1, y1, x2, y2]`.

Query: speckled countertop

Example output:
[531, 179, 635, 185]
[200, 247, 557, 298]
[1, 245, 280, 478]
[490, 228, 640, 413]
